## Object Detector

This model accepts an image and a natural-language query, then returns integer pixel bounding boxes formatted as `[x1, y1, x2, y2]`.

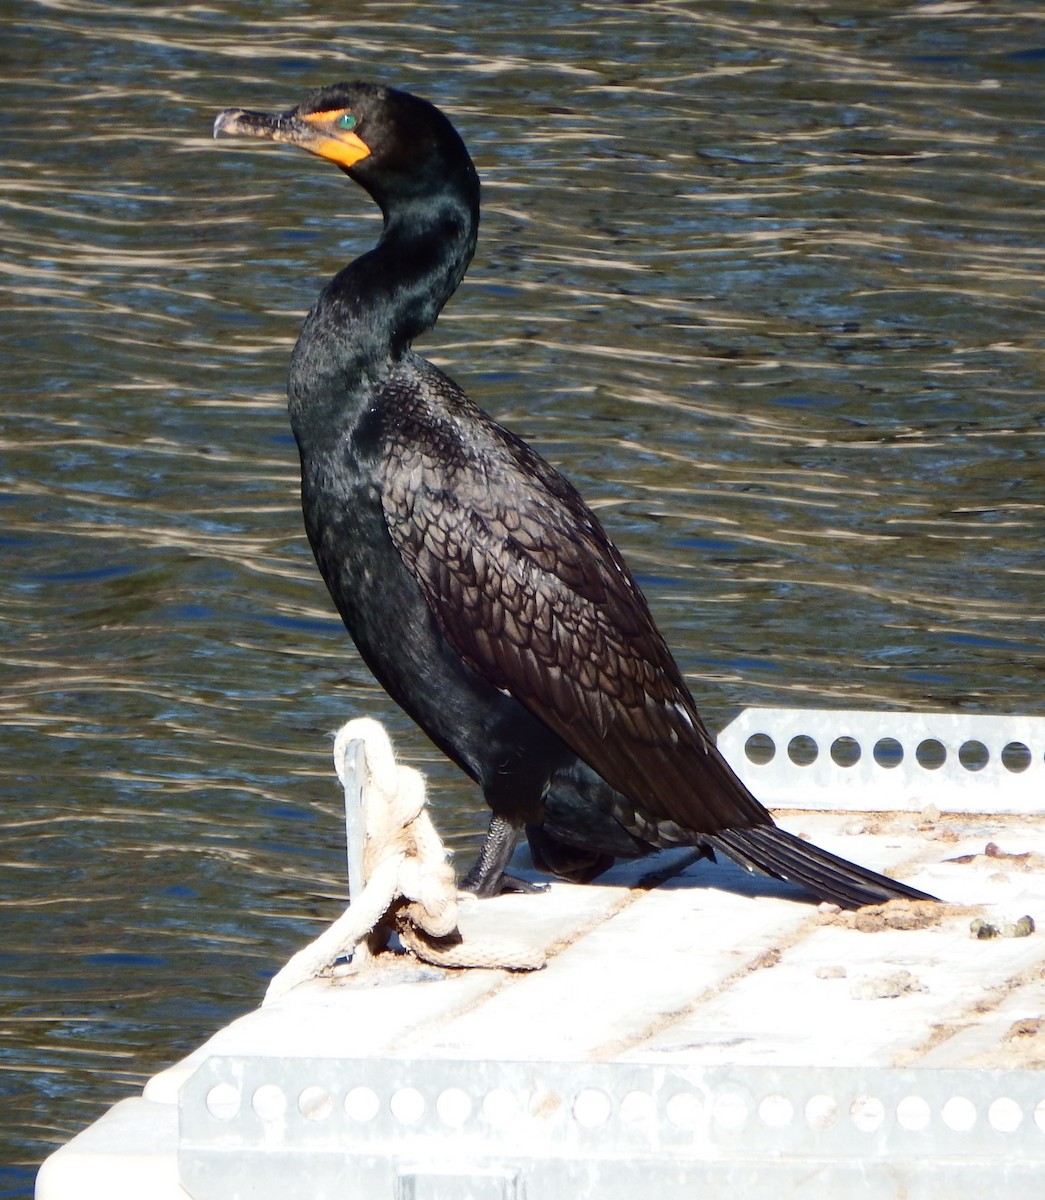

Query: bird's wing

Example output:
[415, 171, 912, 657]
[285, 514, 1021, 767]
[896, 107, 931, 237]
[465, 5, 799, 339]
[378, 367, 768, 833]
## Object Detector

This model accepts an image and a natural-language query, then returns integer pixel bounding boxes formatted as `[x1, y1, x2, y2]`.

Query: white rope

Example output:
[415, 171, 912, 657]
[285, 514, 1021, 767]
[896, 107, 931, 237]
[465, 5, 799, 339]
[263, 718, 543, 1004]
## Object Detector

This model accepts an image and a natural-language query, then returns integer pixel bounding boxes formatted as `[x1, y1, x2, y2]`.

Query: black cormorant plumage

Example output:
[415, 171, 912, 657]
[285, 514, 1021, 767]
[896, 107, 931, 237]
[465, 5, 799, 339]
[213, 83, 935, 908]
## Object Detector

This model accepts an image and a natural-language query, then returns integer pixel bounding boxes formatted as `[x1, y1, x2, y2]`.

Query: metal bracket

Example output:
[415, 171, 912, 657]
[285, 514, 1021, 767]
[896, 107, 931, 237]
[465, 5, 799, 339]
[340, 735, 367, 902]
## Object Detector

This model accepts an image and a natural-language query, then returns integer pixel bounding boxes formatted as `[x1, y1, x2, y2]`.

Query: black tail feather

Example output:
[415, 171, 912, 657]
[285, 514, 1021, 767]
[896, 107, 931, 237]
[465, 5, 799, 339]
[709, 825, 936, 910]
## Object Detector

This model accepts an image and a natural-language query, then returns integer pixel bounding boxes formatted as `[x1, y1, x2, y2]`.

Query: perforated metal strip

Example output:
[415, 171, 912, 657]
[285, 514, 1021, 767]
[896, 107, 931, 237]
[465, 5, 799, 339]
[716, 708, 1045, 813]
[179, 1054, 1045, 1199]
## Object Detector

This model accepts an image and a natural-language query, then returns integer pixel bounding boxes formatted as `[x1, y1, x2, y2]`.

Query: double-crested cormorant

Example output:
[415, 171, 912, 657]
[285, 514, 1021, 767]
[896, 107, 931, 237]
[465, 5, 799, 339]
[213, 83, 934, 908]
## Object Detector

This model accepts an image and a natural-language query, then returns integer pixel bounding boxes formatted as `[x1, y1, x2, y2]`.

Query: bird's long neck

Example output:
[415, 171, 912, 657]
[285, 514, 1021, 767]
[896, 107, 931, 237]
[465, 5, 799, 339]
[288, 184, 478, 449]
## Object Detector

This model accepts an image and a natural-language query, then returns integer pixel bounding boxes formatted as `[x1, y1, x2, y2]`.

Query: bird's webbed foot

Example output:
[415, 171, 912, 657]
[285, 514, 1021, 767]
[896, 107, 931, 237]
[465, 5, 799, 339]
[460, 813, 547, 897]
[490, 873, 548, 895]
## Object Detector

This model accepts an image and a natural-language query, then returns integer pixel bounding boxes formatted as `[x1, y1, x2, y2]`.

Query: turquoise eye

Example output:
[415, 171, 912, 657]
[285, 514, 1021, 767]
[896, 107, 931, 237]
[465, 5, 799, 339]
[337, 113, 357, 131]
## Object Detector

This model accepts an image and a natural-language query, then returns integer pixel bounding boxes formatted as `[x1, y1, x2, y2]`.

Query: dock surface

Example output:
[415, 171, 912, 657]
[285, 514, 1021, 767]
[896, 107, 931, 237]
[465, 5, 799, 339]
[36, 710, 1045, 1198]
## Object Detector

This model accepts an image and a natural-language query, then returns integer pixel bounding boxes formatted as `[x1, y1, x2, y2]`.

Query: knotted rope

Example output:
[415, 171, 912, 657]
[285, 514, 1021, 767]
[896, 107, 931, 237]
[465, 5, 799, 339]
[264, 718, 544, 1004]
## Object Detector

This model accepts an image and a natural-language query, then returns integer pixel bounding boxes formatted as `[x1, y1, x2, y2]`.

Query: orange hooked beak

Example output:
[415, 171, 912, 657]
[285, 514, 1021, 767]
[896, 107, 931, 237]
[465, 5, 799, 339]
[213, 105, 371, 171]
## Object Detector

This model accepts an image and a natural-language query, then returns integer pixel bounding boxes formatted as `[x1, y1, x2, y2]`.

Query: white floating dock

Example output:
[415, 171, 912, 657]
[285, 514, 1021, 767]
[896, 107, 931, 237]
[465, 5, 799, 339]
[36, 710, 1045, 1199]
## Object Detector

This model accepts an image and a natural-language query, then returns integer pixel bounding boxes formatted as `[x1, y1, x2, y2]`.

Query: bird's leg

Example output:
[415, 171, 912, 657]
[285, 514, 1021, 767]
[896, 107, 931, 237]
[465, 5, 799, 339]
[460, 813, 546, 897]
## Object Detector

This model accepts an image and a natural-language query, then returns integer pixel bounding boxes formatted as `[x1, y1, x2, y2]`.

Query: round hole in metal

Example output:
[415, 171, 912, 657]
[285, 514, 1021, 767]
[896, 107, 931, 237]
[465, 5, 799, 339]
[830, 736, 861, 768]
[873, 737, 904, 768]
[298, 1085, 333, 1121]
[915, 738, 947, 770]
[1001, 741, 1031, 773]
[573, 1088, 612, 1128]
[713, 1091, 749, 1132]
[436, 1087, 472, 1127]
[744, 732, 775, 765]
[896, 1095, 930, 1132]
[390, 1087, 425, 1125]
[850, 1095, 885, 1133]
[665, 1091, 702, 1130]
[344, 1086, 380, 1122]
[958, 740, 989, 772]
[988, 1097, 1022, 1133]
[805, 1093, 838, 1131]
[482, 1088, 520, 1128]
[205, 1083, 240, 1121]
[251, 1084, 287, 1122]
[787, 735, 818, 767]
[941, 1096, 976, 1133]
[759, 1093, 794, 1129]
[620, 1090, 655, 1126]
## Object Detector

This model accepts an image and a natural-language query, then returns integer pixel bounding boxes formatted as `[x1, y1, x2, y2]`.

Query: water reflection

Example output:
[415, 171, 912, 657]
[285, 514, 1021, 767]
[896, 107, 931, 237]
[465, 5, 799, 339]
[1, 0, 1043, 1188]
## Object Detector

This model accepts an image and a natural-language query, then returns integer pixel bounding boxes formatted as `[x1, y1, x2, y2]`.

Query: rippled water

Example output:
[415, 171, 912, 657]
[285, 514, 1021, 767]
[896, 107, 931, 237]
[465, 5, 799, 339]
[2, 0, 1043, 1187]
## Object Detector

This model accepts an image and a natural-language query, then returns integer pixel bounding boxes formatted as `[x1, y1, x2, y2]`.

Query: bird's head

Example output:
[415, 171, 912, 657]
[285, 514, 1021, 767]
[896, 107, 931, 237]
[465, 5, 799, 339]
[213, 82, 478, 216]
